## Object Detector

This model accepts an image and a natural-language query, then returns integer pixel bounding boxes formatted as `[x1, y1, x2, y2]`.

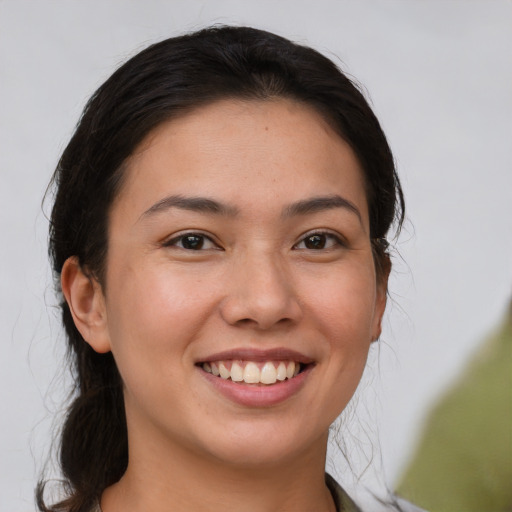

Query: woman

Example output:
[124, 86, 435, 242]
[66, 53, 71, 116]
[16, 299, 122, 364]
[38, 25, 414, 512]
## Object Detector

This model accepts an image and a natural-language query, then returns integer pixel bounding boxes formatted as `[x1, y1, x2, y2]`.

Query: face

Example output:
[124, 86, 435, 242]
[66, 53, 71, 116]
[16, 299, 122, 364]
[88, 99, 387, 468]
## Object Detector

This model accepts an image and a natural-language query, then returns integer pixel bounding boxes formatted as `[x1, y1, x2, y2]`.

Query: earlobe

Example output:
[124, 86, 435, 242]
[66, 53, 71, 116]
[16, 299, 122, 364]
[61, 256, 112, 354]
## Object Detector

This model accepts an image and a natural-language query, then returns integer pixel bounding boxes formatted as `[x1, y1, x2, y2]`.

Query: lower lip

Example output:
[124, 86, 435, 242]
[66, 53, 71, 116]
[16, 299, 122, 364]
[199, 366, 312, 407]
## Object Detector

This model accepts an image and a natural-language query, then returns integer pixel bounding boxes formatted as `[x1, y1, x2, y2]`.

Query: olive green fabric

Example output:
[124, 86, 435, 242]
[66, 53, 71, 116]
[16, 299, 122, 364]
[397, 306, 512, 512]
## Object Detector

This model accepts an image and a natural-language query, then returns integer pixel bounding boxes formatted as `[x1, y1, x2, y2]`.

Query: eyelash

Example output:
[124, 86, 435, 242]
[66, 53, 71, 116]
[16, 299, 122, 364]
[162, 232, 220, 251]
[293, 231, 346, 251]
[163, 230, 345, 251]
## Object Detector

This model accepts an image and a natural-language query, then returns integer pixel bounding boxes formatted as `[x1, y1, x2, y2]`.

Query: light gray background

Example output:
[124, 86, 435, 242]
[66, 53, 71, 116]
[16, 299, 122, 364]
[1, 1, 511, 510]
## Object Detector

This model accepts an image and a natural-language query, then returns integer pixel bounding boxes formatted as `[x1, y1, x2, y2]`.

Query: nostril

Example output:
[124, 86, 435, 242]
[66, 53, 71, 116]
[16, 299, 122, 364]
[218, 282, 303, 329]
[233, 316, 296, 330]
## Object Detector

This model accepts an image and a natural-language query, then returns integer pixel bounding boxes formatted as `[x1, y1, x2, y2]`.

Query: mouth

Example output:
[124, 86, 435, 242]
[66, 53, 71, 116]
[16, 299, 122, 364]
[198, 360, 309, 385]
[196, 349, 314, 406]
[196, 348, 314, 387]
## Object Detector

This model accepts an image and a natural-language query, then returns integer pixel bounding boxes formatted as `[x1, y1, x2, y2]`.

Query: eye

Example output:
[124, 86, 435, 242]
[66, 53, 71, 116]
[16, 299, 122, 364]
[164, 233, 219, 250]
[294, 232, 344, 250]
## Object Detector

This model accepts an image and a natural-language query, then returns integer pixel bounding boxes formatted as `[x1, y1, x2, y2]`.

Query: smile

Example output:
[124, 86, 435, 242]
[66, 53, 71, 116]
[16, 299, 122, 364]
[201, 360, 302, 385]
[197, 349, 314, 406]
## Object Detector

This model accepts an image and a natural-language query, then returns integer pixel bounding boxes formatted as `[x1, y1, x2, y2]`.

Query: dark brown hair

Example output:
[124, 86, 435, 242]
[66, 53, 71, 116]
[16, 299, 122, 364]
[38, 25, 404, 512]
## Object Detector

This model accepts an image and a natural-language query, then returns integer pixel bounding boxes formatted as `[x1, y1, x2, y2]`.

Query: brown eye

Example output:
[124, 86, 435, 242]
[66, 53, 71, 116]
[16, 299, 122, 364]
[181, 235, 205, 250]
[294, 232, 343, 251]
[164, 233, 219, 250]
[304, 234, 327, 249]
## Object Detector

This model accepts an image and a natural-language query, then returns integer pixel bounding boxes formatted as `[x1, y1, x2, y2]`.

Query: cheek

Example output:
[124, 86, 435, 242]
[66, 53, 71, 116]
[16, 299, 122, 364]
[302, 261, 377, 366]
[102, 265, 218, 434]
[295, 263, 377, 426]
[103, 262, 209, 377]
[309, 262, 376, 328]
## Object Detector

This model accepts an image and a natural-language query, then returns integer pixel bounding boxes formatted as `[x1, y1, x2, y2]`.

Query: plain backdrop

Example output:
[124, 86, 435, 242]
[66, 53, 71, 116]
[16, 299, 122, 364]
[1, 1, 511, 510]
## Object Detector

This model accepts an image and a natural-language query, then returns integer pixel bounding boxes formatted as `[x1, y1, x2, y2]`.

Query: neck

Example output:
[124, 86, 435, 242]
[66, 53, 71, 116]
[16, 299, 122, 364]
[101, 425, 335, 512]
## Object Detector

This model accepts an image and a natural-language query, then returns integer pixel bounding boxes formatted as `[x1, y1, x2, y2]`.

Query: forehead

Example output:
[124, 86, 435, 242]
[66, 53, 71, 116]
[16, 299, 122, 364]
[114, 98, 368, 224]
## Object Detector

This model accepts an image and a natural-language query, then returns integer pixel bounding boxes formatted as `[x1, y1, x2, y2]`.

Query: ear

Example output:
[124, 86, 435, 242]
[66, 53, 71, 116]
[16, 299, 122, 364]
[372, 260, 391, 342]
[61, 256, 111, 353]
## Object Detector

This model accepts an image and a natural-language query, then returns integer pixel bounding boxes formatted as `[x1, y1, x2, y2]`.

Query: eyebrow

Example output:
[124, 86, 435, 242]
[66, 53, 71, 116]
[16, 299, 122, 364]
[140, 193, 362, 224]
[282, 195, 362, 223]
[141, 194, 239, 219]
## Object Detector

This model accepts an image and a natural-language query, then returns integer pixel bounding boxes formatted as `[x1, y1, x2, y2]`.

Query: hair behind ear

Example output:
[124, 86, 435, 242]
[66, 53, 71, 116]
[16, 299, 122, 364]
[36, 337, 127, 512]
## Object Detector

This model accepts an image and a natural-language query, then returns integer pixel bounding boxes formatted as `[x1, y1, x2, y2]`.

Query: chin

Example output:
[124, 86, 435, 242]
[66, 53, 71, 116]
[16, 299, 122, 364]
[196, 420, 328, 470]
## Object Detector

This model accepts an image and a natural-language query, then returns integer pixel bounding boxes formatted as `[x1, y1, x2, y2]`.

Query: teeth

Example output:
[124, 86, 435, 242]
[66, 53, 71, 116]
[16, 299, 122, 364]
[286, 362, 295, 379]
[243, 362, 260, 383]
[231, 361, 244, 382]
[261, 362, 277, 384]
[201, 360, 303, 385]
[219, 362, 230, 379]
[276, 362, 287, 381]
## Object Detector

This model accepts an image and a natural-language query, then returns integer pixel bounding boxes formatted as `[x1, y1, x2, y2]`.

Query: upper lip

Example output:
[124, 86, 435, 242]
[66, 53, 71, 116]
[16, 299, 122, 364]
[196, 348, 314, 364]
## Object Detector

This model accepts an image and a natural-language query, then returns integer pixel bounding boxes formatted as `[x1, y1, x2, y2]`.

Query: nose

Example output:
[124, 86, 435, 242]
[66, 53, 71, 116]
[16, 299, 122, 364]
[219, 252, 303, 330]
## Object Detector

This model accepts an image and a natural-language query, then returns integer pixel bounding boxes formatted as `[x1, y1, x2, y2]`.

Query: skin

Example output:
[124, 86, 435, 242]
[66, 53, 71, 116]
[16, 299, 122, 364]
[62, 98, 388, 512]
